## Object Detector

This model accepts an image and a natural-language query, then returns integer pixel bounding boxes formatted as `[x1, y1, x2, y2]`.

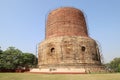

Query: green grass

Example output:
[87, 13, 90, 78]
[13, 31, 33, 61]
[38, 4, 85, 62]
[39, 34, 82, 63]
[0, 73, 120, 80]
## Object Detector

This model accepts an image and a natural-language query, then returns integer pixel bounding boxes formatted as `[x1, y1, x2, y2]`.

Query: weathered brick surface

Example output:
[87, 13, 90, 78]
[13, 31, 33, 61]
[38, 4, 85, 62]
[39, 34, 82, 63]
[39, 36, 101, 65]
[38, 7, 105, 73]
[46, 7, 88, 39]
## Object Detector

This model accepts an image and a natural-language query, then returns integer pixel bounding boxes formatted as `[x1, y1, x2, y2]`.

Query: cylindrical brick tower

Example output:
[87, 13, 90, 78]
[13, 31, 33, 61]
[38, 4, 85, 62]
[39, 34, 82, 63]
[46, 7, 88, 39]
[38, 7, 105, 73]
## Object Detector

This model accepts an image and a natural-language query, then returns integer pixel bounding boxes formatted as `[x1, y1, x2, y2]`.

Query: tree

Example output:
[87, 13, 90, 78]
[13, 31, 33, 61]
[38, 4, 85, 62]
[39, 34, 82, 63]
[0, 47, 3, 69]
[1, 47, 22, 70]
[106, 57, 120, 72]
[0, 46, 38, 72]
[0, 46, 2, 54]
[22, 53, 37, 68]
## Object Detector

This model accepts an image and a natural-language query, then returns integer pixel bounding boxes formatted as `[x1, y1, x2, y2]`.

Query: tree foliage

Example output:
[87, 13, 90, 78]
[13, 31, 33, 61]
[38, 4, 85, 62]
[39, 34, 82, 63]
[0, 47, 2, 54]
[0, 46, 37, 71]
[105, 57, 120, 72]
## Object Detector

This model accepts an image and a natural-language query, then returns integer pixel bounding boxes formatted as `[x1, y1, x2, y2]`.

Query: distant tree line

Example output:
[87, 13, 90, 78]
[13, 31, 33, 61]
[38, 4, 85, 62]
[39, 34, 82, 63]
[105, 57, 120, 72]
[0, 46, 37, 72]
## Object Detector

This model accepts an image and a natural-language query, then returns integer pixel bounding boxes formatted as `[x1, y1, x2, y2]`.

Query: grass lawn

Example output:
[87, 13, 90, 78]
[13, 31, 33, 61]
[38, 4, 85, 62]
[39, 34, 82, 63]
[0, 73, 120, 80]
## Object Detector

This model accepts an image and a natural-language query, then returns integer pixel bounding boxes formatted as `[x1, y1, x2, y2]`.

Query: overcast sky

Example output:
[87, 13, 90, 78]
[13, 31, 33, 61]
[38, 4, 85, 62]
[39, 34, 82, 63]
[0, 0, 120, 63]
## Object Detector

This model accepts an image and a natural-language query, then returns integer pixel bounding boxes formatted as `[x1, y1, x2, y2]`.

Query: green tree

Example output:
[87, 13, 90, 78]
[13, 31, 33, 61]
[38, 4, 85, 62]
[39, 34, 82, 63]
[0, 46, 2, 54]
[106, 57, 120, 72]
[2, 47, 22, 69]
[22, 53, 37, 68]
[0, 47, 3, 69]
[0, 46, 38, 71]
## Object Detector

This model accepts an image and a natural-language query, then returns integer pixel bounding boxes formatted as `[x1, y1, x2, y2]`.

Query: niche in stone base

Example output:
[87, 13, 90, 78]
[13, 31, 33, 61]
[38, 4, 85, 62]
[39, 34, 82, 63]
[46, 43, 57, 64]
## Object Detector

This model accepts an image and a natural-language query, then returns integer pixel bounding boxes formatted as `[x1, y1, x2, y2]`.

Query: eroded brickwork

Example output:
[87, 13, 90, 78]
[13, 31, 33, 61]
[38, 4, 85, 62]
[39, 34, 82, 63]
[39, 37, 101, 66]
[38, 7, 105, 73]
[46, 7, 88, 39]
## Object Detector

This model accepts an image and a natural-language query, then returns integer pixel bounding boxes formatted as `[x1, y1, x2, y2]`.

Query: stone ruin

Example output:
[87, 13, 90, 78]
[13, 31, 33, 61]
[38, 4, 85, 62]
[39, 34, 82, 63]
[37, 7, 105, 73]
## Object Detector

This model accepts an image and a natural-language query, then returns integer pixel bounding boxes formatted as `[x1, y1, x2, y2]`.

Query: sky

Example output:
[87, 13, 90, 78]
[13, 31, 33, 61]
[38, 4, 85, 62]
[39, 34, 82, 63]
[0, 0, 120, 63]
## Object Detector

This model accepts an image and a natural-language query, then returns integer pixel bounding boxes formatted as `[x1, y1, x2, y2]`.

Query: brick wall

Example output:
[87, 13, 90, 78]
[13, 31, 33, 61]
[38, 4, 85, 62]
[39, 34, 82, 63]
[46, 7, 88, 39]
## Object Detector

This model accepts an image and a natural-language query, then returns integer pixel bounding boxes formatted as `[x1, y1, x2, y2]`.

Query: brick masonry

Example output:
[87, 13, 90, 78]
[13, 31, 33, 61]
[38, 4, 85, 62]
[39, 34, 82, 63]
[38, 7, 105, 73]
[46, 7, 88, 39]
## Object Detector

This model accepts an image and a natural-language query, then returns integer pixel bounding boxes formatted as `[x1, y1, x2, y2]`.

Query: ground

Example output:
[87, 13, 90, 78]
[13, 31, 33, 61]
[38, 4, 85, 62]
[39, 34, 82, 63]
[0, 73, 120, 80]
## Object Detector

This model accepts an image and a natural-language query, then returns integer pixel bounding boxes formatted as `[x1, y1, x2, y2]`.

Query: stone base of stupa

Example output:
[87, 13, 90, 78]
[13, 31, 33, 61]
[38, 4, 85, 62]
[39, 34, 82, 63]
[30, 65, 106, 74]
[30, 68, 86, 74]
